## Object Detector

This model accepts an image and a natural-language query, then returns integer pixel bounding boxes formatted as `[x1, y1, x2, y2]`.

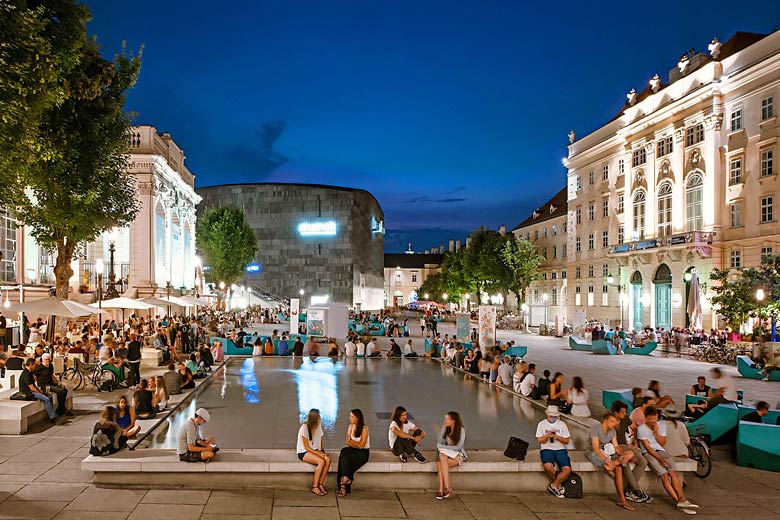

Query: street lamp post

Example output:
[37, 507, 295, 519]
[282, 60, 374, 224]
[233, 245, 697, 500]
[95, 259, 104, 330]
[607, 273, 626, 329]
[106, 238, 119, 299]
[542, 293, 549, 327]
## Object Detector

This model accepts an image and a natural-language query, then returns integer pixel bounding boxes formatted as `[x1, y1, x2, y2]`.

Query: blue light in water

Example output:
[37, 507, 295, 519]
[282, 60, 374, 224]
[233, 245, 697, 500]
[291, 358, 343, 431]
[240, 358, 260, 404]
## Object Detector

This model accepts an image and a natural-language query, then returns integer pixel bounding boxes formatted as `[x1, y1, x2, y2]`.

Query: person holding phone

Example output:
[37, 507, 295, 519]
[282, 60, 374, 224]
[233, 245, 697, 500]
[536, 405, 571, 498]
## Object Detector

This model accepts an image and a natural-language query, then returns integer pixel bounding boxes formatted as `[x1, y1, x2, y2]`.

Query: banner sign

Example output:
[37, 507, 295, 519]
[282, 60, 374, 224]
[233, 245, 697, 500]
[289, 298, 300, 335]
[307, 309, 325, 337]
[478, 305, 496, 350]
[456, 313, 470, 341]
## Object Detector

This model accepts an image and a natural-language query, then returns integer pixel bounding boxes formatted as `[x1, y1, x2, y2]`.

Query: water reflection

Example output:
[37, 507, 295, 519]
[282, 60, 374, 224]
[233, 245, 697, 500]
[288, 357, 343, 433]
[240, 358, 260, 404]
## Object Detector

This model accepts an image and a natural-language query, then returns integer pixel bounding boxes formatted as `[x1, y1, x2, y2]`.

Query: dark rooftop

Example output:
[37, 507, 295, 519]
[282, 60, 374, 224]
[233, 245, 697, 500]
[513, 186, 567, 231]
[384, 253, 445, 269]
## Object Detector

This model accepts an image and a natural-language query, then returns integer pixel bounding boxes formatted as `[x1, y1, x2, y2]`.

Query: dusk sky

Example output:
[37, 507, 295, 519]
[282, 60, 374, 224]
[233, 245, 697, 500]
[87, 1, 779, 252]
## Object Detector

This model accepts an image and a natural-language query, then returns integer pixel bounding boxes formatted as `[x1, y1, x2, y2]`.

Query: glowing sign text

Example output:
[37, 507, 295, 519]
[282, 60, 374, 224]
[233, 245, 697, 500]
[297, 221, 337, 237]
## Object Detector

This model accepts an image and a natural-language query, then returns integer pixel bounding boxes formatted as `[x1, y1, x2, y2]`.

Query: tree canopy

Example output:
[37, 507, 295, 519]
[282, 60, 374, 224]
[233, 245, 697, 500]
[196, 207, 258, 288]
[710, 253, 780, 333]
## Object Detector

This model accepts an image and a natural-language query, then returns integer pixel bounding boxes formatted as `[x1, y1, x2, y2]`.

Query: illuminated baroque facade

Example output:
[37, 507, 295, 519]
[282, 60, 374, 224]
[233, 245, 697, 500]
[566, 31, 780, 331]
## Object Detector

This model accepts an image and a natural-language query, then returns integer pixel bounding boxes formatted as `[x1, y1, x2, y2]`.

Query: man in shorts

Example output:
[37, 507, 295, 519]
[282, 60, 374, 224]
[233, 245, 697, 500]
[536, 405, 571, 498]
[638, 407, 698, 514]
[177, 408, 218, 462]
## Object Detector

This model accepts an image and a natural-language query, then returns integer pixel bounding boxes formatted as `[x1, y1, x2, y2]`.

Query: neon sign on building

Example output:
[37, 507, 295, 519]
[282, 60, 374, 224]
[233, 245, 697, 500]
[297, 221, 338, 237]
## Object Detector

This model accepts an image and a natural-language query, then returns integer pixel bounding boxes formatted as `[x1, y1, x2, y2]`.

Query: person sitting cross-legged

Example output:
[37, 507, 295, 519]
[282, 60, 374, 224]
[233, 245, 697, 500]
[586, 412, 635, 511]
[177, 407, 218, 462]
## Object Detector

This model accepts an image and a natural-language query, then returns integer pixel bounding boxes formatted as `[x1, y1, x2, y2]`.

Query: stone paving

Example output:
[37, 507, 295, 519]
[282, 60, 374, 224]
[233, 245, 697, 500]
[1, 327, 780, 519]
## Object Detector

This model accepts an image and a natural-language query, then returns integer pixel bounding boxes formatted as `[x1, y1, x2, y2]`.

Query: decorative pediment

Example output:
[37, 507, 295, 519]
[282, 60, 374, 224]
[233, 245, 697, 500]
[632, 169, 648, 191]
[657, 160, 673, 183]
[685, 149, 706, 175]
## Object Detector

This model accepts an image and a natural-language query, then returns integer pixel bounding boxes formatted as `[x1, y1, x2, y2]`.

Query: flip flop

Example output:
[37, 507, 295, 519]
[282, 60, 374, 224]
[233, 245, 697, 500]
[311, 487, 326, 496]
[616, 502, 636, 511]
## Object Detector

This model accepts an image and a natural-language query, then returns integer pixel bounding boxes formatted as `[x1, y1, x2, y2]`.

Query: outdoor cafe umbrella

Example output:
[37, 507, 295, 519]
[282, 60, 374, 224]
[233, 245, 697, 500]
[5, 296, 99, 318]
[687, 271, 703, 331]
[89, 296, 156, 322]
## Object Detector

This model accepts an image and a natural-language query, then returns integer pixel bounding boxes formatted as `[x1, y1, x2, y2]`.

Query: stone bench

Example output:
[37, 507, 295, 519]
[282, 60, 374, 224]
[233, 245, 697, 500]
[0, 388, 73, 434]
[141, 348, 163, 368]
[0, 369, 22, 391]
[82, 448, 696, 493]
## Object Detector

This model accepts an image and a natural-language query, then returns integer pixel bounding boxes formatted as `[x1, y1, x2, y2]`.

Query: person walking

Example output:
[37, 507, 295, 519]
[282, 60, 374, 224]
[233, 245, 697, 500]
[337, 409, 370, 497]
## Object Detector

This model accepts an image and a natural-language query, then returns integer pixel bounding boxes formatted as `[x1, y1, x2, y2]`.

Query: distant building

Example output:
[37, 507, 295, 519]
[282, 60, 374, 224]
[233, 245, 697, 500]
[384, 253, 444, 308]
[197, 183, 385, 309]
[512, 187, 568, 325]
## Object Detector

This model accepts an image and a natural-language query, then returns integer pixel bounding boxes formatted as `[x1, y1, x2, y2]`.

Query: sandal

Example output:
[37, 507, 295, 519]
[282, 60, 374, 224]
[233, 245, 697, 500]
[338, 484, 347, 497]
[616, 502, 636, 511]
[318, 484, 328, 495]
[311, 487, 326, 496]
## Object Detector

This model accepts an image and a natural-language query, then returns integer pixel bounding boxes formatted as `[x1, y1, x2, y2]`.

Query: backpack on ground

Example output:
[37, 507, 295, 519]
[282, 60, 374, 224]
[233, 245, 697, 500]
[503, 436, 529, 460]
[562, 472, 583, 499]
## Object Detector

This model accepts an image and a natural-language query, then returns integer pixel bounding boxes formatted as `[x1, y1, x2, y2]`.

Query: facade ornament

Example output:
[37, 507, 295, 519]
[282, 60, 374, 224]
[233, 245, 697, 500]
[532, 210, 540, 219]
[627, 89, 637, 106]
[674, 127, 685, 143]
[634, 169, 645, 184]
[678, 55, 690, 74]
[689, 149, 701, 166]
[549, 204, 557, 214]
[568, 130, 576, 144]
[649, 74, 661, 93]
[704, 114, 723, 130]
[659, 160, 671, 178]
[708, 38, 722, 59]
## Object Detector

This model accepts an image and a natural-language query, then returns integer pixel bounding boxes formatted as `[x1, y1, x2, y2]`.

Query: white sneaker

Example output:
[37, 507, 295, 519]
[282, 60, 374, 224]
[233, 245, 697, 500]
[678, 501, 699, 509]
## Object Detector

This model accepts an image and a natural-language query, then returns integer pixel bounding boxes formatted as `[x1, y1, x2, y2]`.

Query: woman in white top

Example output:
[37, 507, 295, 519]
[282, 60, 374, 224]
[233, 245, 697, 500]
[436, 411, 466, 500]
[297, 408, 331, 496]
[567, 376, 591, 418]
[337, 408, 370, 497]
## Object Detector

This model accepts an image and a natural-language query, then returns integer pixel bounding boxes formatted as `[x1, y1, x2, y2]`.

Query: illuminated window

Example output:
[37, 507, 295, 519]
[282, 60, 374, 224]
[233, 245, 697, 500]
[729, 158, 742, 185]
[685, 174, 703, 231]
[633, 191, 646, 240]
[657, 182, 673, 237]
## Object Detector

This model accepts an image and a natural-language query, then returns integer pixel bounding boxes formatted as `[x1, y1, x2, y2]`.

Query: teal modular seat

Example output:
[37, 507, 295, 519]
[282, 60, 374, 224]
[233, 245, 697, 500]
[623, 341, 658, 355]
[602, 389, 634, 412]
[425, 339, 474, 353]
[737, 405, 780, 424]
[685, 401, 739, 443]
[737, 421, 780, 472]
[212, 337, 254, 356]
[368, 324, 385, 336]
[433, 317, 445, 322]
[569, 336, 593, 352]
[592, 340, 617, 355]
[503, 346, 528, 359]
[737, 355, 780, 381]
[277, 312, 307, 323]
[424, 338, 436, 353]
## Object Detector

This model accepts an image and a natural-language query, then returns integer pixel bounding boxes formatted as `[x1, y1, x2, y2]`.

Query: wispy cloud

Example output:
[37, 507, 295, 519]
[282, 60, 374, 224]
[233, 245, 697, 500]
[406, 195, 467, 204]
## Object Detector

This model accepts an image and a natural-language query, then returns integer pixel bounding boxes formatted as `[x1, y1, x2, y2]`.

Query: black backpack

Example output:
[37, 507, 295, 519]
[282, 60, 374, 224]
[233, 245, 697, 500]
[503, 437, 529, 460]
[562, 472, 583, 499]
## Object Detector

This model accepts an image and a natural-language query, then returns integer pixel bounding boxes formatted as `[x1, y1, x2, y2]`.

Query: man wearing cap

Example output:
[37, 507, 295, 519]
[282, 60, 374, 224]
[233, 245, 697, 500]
[177, 407, 218, 462]
[536, 405, 572, 498]
[33, 353, 72, 416]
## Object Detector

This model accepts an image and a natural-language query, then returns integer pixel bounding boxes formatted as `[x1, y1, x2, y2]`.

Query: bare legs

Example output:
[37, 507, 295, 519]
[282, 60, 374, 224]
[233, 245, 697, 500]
[437, 455, 460, 494]
[302, 451, 331, 494]
[543, 463, 571, 490]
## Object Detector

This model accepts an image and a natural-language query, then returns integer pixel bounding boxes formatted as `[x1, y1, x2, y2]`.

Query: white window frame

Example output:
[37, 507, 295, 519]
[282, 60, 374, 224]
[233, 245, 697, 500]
[731, 108, 743, 131]
[729, 157, 742, 185]
[762, 96, 774, 121]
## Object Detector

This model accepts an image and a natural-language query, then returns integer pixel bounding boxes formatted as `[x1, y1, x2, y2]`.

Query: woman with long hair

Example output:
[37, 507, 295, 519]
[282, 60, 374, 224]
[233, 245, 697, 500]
[297, 408, 331, 496]
[89, 406, 127, 456]
[547, 373, 570, 413]
[568, 376, 591, 418]
[645, 380, 674, 409]
[115, 395, 141, 438]
[337, 408, 370, 497]
[436, 411, 466, 500]
[388, 405, 427, 463]
[154, 375, 169, 411]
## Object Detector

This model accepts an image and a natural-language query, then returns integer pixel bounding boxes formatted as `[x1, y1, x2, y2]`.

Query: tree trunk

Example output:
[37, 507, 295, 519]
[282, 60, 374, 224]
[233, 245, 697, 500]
[53, 239, 76, 300]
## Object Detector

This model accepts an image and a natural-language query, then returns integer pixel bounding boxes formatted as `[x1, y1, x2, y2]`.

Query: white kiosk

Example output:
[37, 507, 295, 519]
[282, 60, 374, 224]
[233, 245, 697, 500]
[306, 303, 349, 339]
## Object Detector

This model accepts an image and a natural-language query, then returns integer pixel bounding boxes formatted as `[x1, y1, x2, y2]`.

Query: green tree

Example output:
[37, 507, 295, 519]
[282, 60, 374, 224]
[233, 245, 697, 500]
[196, 207, 258, 287]
[8, 21, 142, 298]
[462, 228, 511, 303]
[0, 0, 89, 198]
[501, 236, 544, 308]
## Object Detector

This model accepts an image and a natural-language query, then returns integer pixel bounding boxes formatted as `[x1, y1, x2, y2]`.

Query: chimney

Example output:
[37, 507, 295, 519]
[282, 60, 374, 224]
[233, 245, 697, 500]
[456, 240, 461, 251]
[499, 225, 506, 236]
[448, 240, 455, 252]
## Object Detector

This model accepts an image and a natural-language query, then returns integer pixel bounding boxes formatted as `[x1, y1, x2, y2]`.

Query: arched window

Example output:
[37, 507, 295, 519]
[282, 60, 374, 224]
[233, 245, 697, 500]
[686, 173, 703, 232]
[657, 182, 673, 237]
[633, 191, 646, 240]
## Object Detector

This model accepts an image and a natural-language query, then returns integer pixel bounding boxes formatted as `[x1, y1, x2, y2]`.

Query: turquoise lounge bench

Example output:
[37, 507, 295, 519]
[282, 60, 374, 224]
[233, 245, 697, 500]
[623, 341, 658, 355]
[737, 355, 780, 381]
[569, 337, 592, 352]
[424, 339, 474, 353]
[211, 337, 254, 356]
[503, 346, 528, 359]
[685, 401, 739, 443]
[737, 405, 780, 424]
[602, 389, 634, 412]
[368, 324, 385, 336]
[737, 421, 780, 472]
[592, 340, 617, 355]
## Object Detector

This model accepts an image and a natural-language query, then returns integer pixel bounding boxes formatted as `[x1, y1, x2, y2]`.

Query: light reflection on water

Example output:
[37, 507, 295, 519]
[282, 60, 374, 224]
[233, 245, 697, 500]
[240, 358, 260, 404]
[286, 357, 343, 433]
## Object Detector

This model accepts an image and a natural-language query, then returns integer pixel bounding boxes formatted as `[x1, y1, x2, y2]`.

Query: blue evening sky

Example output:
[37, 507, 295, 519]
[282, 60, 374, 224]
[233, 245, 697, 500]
[86, 1, 779, 252]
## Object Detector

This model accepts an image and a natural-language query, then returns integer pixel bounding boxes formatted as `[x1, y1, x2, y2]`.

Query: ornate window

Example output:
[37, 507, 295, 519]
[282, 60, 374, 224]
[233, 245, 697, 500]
[685, 174, 704, 232]
[657, 182, 673, 237]
[632, 191, 646, 240]
[685, 124, 704, 147]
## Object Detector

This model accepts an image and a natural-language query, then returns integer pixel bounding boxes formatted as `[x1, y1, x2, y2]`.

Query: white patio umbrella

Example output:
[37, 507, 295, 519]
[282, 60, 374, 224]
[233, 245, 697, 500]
[90, 296, 157, 323]
[687, 271, 703, 330]
[178, 295, 210, 306]
[6, 296, 99, 318]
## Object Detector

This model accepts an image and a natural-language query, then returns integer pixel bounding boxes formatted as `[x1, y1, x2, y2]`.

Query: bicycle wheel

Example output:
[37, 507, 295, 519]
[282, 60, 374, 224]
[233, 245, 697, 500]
[60, 368, 83, 391]
[689, 438, 712, 478]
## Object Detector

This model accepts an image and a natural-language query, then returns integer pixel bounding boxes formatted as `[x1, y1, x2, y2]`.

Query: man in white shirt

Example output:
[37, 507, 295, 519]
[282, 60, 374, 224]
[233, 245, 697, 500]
[356, 339, 366, 357]
[366, 338, 382, 358]
[536, 406, 571, 498]
[519, 363, 537, 397]
[403, 340, 418, 358]
[708, 367, 738, 408]
[345, 338, 356, 357]
[496, 356, 513, 386]
[637, 407, 697, 513]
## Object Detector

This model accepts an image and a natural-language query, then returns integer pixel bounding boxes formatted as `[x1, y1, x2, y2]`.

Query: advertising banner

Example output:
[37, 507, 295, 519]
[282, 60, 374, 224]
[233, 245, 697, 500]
[456, 313, 470, 341]
[289, 298, 300, 335]
[307, 309, 325, 337]
[478, 305, 496, 351]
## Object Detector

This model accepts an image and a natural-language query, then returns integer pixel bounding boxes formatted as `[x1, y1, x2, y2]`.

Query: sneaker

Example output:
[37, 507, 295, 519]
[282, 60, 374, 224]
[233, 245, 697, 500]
[547, 484, 564, 499]
[625, 491, 642, 503]
[678, 501, 699, 509]
[413, 451, 427, 464]
[442, 488, 451, 499]
[399, 454, 408, 463]
[677, 505, 697, 515]
[640, 492, 653, 504]
[435, 492, 445, 500]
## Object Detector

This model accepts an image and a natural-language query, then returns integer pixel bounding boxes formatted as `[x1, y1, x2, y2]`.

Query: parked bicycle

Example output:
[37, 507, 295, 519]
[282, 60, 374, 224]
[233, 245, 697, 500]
[61, 357, 119, 392]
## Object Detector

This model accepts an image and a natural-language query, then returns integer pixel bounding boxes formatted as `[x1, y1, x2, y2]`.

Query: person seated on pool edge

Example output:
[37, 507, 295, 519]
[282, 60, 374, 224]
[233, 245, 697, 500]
[389, 405, 427, 463]
[387, 339, 402, 358]
[536, 405, 571, 498]
[366, 338, 382, 358]
[177, 407, 218, 462]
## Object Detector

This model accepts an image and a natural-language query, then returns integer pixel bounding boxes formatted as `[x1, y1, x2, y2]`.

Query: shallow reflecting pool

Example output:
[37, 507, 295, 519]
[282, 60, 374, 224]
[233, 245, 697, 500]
[144, 357, 588, 450]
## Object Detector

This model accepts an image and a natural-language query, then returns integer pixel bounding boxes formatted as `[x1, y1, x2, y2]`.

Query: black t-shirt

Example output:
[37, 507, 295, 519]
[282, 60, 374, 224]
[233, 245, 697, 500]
[537, 378, 551, 395]
[741, 411, 764, 424]
[33, 363, 54, 387]
[692, 384, 711, 397]
[127, 341, 142, 362]
[18, 368, 36, 395]
[134, 389, 154, 414]
[616, 416, 632, 445]
[293, 341, 304, 356]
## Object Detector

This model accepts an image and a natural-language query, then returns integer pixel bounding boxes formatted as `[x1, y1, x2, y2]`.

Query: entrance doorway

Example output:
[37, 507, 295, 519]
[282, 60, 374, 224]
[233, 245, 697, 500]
[631, 271, 643, 331]
[654, 264, 672, 330]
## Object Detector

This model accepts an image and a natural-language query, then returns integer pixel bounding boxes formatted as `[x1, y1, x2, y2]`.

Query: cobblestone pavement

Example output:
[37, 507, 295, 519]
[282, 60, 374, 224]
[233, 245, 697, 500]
[1, 328, 779, 519]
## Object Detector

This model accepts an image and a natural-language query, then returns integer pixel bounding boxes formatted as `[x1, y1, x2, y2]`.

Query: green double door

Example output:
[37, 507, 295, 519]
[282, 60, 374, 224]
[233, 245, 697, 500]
[656, 283, 671, 330]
